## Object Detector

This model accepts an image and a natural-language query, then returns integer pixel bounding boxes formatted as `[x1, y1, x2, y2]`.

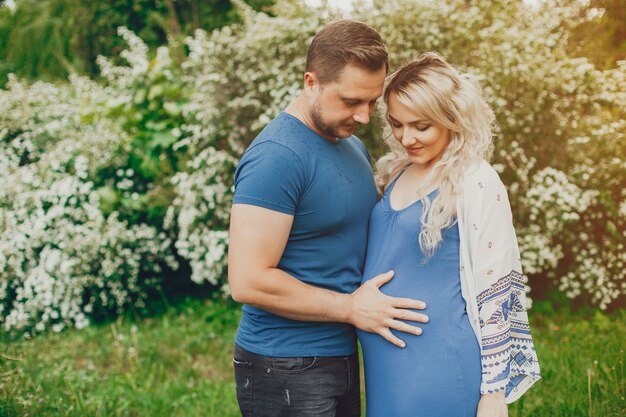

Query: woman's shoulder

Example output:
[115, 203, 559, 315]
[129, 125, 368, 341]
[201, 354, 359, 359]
[462, 160, 506, 193]
[382, 163, 411, 192]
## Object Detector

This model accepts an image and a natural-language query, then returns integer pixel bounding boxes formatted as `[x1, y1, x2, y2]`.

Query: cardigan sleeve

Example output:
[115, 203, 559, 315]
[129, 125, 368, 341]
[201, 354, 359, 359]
[468, 167, 541, 402]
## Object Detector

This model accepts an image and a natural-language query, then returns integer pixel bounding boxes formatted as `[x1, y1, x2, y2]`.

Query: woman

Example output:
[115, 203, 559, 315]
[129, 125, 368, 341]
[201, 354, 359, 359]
[357, 52, 541, 417]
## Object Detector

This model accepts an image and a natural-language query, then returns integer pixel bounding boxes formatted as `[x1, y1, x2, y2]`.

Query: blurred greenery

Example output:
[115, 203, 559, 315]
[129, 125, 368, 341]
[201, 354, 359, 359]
[0, 0, 275, 84]
[0, 297, 243, 416]
[0, 296, 624, 416]
[568, 0, 626, 69]
[95, 56, 189, 227]
[5, 0, 622, 86]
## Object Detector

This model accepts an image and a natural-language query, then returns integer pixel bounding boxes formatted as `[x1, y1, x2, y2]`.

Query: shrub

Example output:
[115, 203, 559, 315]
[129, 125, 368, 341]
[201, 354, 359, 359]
[0, 73, 176, 334]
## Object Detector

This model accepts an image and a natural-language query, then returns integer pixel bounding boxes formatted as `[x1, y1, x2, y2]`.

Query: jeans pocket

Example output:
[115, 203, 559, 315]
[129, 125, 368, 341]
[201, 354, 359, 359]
[233, 358, 254, 417]
[268, 356, 317, 374]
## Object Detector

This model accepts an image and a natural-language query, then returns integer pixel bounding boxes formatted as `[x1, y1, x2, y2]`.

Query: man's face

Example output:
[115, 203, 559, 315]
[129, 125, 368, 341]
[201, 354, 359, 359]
[306, 64, 386, 140]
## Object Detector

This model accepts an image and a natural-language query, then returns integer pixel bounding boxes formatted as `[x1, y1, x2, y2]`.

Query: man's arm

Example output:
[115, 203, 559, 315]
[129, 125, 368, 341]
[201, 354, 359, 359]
[228, 203, 429, 348]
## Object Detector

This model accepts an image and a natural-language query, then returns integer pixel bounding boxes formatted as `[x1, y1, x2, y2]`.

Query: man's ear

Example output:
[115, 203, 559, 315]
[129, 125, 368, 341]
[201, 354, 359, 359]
[303, 71, 319, 95]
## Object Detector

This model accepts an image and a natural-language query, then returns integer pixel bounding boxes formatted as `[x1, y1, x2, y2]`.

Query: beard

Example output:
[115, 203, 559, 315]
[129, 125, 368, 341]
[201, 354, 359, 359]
[310, 100, 358, 140]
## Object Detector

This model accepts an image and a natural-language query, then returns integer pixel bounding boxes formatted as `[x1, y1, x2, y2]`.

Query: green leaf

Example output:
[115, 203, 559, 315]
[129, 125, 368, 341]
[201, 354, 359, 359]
[151, 131, 176, 149]
[95, 185, 119, 215]
[147, 84, 164, 100]
[134, 88, 147, 104]
[163, 101, 181, 117]
[145, 120, 168, 131]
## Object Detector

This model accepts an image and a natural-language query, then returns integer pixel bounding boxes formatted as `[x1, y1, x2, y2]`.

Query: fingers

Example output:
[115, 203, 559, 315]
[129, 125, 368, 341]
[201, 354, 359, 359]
[378, 328, 407, 348]
[378, 320, 423, 348]
[370, 270, 394, 288]
[394, 309, 429, 324]
[388, 319, 423, 336]
[392, 297, 427, 310]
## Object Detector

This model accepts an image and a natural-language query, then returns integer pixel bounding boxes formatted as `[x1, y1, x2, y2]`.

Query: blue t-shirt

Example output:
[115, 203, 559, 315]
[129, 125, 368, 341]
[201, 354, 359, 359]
[233, 112, 378, 357]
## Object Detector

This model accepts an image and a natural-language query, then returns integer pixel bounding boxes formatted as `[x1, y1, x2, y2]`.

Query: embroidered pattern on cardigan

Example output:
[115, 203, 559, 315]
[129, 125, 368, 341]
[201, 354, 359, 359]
[477, 269, 539, 395]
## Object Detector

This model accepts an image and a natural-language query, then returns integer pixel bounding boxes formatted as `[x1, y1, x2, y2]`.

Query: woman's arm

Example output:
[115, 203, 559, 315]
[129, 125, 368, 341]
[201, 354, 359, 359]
[477, 392, 508, 417]
[466, 165, 541, 403]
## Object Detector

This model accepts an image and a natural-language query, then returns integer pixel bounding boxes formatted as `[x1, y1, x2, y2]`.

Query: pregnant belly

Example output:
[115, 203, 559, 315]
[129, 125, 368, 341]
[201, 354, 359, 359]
[359, 322, 481, 417]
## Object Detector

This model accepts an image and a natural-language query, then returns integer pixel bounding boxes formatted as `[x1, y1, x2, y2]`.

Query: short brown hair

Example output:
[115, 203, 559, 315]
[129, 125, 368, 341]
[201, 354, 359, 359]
[305, 20, 388, 84]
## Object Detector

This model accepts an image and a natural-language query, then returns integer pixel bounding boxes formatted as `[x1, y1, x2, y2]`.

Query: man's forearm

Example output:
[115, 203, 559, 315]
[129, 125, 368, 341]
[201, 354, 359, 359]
[230, 260, 427, 348]
[230, 267, 354, 324]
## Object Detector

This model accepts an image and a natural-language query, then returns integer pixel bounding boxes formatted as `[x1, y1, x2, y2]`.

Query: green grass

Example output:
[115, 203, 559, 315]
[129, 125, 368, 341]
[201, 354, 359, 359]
[0, 298, 624, 417]
[508, 301, 626, 417]
[0, 298, 242, 417]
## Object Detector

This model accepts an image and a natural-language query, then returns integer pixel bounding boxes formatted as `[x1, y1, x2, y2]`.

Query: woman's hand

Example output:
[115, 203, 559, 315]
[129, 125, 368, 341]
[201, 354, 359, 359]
[476, 392, 508, 417]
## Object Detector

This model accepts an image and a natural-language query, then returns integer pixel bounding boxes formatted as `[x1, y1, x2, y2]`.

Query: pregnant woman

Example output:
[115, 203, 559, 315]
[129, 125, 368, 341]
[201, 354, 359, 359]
[357, 52, 541, 417]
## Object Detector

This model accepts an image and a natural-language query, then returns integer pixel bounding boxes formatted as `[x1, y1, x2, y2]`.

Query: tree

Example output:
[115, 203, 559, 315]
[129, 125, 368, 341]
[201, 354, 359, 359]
[0, 0, 274, 83]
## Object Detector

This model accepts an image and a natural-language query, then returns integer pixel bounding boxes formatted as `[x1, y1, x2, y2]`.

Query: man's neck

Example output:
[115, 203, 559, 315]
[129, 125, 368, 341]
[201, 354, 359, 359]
[284, 96, 337, 142]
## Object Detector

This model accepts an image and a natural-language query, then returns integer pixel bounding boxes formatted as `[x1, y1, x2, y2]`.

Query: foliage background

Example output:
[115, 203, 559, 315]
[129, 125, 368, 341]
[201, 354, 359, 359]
[3, 0, 624, 334]
[0, 0, 275, 82]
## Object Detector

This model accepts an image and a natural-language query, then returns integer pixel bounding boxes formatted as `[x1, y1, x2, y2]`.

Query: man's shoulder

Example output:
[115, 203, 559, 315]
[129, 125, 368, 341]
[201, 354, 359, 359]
[346, 135, 366, 148]
[240, 137, 304, 172]
[247, 113, 309, 154]
[346, 135, 370, 161]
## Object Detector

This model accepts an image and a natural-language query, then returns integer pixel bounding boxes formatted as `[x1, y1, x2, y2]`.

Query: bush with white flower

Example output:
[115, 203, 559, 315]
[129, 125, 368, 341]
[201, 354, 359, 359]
[165, 147, 236, 289]
[0, 37, 178, 334]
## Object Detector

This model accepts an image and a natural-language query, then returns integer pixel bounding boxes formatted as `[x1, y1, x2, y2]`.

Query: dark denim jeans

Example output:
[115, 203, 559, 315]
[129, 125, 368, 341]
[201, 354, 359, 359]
[233, 344, 360, 417]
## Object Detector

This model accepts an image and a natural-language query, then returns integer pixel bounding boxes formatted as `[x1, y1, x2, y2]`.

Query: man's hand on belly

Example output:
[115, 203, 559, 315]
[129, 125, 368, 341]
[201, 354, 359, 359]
[347, 270, 429, 348]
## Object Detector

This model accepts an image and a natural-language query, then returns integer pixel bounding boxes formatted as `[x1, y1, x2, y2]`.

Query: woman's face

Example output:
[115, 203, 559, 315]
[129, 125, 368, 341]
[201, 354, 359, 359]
[387, 93, 451, 168]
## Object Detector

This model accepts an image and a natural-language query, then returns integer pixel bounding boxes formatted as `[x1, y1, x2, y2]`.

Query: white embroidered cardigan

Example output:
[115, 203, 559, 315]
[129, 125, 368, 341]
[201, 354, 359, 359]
[456, 160, 541, 403]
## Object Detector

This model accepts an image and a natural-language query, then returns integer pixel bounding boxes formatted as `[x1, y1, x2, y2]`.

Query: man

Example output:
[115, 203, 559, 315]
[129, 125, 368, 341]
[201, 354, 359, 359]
[228, 20, 428, 417]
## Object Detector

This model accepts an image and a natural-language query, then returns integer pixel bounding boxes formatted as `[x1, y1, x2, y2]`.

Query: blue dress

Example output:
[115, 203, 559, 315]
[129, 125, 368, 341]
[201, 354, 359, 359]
[357, 173, 482, 417]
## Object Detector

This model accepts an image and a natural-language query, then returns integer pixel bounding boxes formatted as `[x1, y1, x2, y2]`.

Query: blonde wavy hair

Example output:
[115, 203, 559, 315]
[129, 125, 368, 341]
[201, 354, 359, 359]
[376, 52, 495, 258]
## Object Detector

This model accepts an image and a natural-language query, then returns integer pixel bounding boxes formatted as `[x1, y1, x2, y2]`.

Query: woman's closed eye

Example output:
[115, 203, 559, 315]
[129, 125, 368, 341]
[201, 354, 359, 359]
[390, 123, 431, 131]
